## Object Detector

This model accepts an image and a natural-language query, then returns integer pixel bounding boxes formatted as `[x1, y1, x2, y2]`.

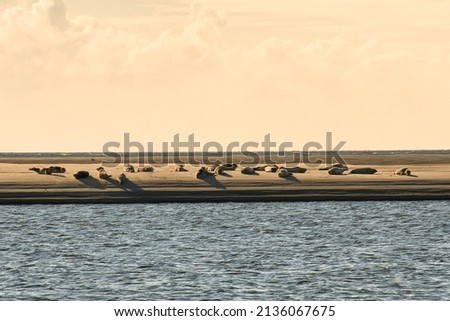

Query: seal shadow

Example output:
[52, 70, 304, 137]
[283, 175, 302, 184]
[106, 178, 144, 191]
[243, 171, 260, 176]
[220, 172, 232, 178]
[200, 175, 226, 189]
[51, 174, 67, 178]
[76, 177, 106, 190]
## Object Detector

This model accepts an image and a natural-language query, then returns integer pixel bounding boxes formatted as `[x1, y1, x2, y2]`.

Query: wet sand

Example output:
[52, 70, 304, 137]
[1, 154, 449, 204]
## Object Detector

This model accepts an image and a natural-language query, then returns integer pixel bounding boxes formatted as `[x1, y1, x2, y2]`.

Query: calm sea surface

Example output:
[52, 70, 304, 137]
[0, 201, 449, 300]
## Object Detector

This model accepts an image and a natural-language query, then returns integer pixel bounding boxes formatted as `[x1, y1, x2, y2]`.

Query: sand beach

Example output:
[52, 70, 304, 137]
[1, 153, 449, 204]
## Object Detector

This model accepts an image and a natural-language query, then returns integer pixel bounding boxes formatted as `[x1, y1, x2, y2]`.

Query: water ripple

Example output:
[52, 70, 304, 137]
[1, 201, 449, 300]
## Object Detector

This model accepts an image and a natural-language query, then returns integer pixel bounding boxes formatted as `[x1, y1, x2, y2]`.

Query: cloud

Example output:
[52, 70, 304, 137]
[1, 0, 448, 89]
[1, 0, 450, 151]
[0, 0, 232, 86]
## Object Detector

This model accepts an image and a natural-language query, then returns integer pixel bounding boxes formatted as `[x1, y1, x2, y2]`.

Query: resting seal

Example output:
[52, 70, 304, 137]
[349, 168, 377, 175]
[97, 167, 111, 179]
[196, 167, 208, 179]
[205, 165, 218, 172]
[328, 167, 347, 175]
[124, 164, 135, 173]
[264, 165, 278, 173]
[29, 167, 51, 175]
[277, 168, 292, 178]
[395, 167, 412, 176]
[48, 166, 66, 173]
[175, 164, 188, 172]
[240, 167, 255, 175]
[118, 172, 127, 184]
[280, 166, 307, 173]
[138, 165, 154, 172]
[214, 165, 224, 175]
[73, 171, 89, 179]
[222, 164, 238, 171]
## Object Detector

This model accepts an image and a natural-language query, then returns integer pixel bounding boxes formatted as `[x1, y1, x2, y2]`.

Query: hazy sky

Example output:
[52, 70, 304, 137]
[1, 0, 449, 151]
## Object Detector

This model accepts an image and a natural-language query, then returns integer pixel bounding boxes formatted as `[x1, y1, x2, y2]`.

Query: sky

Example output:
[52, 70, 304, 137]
[1, 0, 449, 152]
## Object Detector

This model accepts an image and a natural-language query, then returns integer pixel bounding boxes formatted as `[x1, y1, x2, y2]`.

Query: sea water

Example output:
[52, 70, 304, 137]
[0, 201, 449, 300]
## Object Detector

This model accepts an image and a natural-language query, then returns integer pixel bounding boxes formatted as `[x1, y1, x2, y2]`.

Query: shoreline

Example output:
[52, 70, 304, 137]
[2, 190, 450, 205]
[2, 152, 450, 166]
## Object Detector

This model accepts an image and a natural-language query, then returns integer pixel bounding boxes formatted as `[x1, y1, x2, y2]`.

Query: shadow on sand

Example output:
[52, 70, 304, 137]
[243, 171, 260, 176]
[282, 175, 302, 184]
[199, 175, 226, 189]
[52, 174, 67, 178]
[76, 177, 106, 190]
[106, 178, 144, 192]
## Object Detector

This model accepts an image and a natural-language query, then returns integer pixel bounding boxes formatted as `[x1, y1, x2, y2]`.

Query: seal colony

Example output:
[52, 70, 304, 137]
[25, 162, 388, 181]
[26, 162, 398, 180]
[3, 153, 450, 204]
